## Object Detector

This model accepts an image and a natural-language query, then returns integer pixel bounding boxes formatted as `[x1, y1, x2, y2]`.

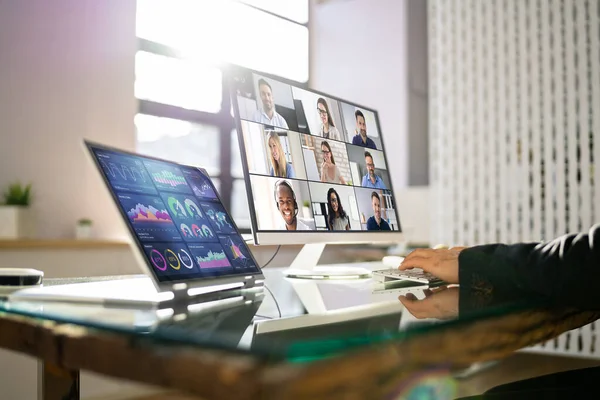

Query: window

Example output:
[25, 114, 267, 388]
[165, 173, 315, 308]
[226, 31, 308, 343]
[239, 0, 309, 24]
[135, 51, 222, 113]
[135, 114, 221, 176]
[135, 0, 309, 230]
[136, 0, 308, 81]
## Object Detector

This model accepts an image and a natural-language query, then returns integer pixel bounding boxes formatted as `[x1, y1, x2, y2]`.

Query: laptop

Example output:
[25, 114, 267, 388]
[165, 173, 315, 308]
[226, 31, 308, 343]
[9, 141, 265, 309]
[6, 287, 265, 341]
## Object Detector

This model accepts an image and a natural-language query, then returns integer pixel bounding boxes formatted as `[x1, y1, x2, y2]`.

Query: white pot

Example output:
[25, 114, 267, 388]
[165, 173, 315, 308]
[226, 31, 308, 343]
[75, 224, 93, 240]
[0, 206, 33, 239]
[302, 206, 311, 217]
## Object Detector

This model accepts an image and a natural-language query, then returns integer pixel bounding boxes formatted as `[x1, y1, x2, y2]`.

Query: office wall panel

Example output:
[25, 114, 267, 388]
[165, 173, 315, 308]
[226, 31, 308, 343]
[429, 0, 600, 246]
[429, 0, 600, 358]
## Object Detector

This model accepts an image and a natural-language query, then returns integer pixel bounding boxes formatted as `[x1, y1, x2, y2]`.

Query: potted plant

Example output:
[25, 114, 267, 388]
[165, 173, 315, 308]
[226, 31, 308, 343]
[0, 182, 33, 239]
[302, 200, 311, 217]
[76, 218, 93, 239]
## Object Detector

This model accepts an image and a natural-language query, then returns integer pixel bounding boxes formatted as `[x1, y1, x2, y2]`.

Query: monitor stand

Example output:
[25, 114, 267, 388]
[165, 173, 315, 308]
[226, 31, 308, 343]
[281, 243, 372, 280]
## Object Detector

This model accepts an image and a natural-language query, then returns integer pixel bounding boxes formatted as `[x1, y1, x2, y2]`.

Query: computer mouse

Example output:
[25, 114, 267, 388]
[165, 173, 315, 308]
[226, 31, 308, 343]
[0, 268, 44, 296]
[382, 255, 405, 268]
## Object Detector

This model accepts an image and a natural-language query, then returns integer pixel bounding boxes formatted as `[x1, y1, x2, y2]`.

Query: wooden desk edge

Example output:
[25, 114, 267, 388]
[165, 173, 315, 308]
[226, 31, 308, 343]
[0, 308, 597, 400]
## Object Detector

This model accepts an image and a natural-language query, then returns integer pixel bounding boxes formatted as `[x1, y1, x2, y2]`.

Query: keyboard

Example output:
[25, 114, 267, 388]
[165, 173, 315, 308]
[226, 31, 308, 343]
[371, 268, 443, 285]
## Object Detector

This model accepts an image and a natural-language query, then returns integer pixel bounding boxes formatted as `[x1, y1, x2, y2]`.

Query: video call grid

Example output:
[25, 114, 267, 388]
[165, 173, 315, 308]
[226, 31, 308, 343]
[232, 70, 399, 233]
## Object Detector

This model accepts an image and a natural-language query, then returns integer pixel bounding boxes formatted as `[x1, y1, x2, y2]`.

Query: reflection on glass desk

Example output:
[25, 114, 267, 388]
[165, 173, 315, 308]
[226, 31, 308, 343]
[2, 269, 599, 400]
[0, 268, 537, 363]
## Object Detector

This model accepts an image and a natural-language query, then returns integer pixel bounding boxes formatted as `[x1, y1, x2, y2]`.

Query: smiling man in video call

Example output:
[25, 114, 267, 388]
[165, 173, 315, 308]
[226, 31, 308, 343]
[366, 191, 391, 230]
[275, 180, 310, 231]
[352, 110, 377, 149]
[361, 151, 387, 189]
[253, 78, 289, 129]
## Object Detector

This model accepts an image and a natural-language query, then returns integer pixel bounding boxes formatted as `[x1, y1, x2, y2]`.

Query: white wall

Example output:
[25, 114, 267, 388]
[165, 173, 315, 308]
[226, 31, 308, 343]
[0, 1, 141, 398]
[0, 0, 137, 240]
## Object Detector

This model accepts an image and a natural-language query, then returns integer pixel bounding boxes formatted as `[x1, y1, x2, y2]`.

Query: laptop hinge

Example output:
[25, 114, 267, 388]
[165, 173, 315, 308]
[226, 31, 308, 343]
[164, 280, 264, 314]
[243, 275, 258, 289]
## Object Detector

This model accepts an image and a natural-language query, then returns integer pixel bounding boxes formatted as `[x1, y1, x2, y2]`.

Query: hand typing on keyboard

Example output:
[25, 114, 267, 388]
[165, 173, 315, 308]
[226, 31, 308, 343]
[398, 247, 468, 285]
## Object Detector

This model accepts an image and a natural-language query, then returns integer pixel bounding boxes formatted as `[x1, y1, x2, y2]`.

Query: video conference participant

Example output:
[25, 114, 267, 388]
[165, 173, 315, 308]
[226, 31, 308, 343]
[326, 188, 350, 231]
[361, 151, 387, 189]
[252, 79, 289, 129]
[317, 97, 341, 141]
[366, 191, 391, 231]
[275, 180, 311, 231]
[351, 110, 377, 149]
[320, 141, 346, 185]
[267, 131, 295, 178]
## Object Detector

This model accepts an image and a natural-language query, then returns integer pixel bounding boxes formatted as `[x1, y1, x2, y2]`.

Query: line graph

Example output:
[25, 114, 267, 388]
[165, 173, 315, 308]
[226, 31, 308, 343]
[189, 244, 232, 269]
[100, 159, 149, 183]
[95, 151, 157, 193]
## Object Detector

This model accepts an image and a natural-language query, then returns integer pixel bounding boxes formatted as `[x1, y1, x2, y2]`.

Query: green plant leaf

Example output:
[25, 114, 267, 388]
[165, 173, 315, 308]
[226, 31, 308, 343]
[2, 182, 32, 206]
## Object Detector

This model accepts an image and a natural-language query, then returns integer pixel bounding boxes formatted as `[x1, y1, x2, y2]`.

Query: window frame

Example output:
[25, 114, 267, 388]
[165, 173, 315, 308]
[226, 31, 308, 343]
[135, 2, 310, 231]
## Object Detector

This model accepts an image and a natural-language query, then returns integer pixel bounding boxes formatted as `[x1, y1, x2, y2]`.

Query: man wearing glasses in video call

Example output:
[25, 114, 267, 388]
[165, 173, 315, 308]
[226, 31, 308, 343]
[361, 151, 387, 189]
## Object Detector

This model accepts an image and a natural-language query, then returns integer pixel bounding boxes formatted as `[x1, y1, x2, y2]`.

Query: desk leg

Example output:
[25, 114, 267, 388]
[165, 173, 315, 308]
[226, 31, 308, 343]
[38, 361, 80, 400]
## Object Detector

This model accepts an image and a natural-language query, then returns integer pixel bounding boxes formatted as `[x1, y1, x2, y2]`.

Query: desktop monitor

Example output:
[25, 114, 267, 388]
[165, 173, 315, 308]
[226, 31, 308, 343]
[227, 66, 402, 277]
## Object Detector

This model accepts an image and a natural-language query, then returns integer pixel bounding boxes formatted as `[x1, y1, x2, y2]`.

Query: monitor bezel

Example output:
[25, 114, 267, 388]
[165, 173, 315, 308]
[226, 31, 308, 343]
[225, 64, 404, 246]
[83, 140, 264, 293]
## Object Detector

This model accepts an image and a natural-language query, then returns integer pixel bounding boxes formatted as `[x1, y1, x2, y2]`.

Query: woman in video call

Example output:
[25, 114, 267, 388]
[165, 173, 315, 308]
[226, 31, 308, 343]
[320, 141, 346, 185]
[326, 188, 350, 231]
[317, 97, 341, 141]
[267, 131, 295, 178]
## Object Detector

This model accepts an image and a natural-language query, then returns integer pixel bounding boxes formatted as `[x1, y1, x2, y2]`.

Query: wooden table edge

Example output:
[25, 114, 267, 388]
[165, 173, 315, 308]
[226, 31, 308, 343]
[0, 307, 597, 400]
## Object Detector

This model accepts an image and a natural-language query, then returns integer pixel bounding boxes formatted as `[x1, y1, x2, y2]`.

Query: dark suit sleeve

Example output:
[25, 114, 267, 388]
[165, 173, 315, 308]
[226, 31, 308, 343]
[458, 224, 600, 310]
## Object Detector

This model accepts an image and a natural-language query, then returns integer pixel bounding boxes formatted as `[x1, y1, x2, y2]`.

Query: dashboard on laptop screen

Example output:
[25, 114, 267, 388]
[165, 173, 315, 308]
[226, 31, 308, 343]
[87, 142, 261, 283]
[228, 66, 401, 234]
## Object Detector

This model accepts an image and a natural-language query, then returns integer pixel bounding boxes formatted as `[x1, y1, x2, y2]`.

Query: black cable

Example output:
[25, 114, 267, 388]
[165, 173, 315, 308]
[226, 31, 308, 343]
[262, 244, 281, 268]
[263, 284, 282, 318]
[243, 239, 282, 319]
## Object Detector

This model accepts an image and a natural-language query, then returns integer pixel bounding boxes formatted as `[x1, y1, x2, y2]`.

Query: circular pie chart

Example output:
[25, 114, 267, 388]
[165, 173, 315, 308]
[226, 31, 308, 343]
[150, 249, 167, 271]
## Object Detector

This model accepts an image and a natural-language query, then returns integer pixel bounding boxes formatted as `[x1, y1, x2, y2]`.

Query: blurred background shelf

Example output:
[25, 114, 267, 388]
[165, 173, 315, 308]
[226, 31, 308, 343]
[0, 239, 130, 250]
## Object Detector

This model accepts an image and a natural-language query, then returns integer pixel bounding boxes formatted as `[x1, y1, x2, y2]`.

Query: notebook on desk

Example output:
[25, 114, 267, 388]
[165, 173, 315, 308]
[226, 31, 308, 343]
[9, 141, 264, 309]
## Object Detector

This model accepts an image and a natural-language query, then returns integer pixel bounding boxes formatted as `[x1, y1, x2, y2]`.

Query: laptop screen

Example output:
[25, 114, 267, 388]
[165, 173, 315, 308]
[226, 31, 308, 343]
[86, 142, 261, 283]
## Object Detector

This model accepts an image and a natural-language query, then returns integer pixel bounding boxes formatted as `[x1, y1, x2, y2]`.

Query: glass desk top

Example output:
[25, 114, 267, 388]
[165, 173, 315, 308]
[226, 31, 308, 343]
[0, 268, 542, 363]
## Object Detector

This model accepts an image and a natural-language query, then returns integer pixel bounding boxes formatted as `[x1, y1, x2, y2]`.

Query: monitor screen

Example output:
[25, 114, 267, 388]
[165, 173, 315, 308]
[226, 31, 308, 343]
[228, 67, 401, 243]
[86, 142, 262, 284]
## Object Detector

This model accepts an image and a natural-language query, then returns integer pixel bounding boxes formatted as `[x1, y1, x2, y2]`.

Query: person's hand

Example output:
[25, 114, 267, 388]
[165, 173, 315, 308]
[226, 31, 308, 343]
[398, 286, 459, 319]
[398, 247, 467, 284]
